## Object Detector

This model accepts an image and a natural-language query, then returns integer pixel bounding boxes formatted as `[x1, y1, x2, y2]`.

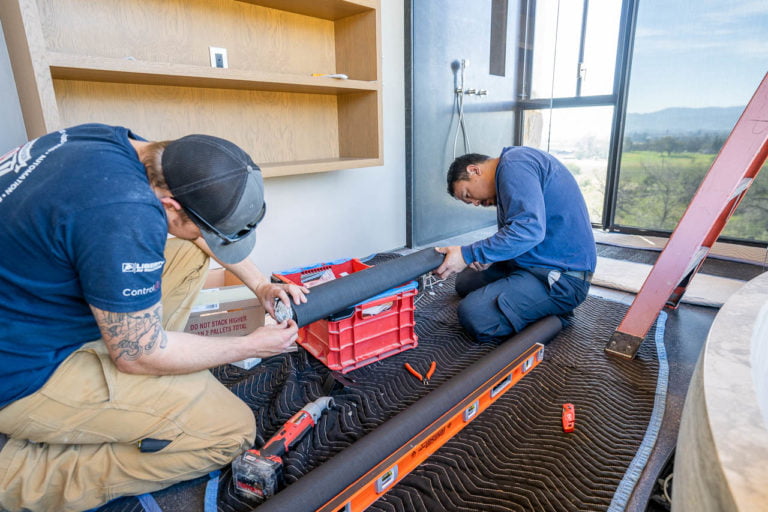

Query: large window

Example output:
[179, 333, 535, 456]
[617, 0, 768, 241]
[519, 0, 623, 224]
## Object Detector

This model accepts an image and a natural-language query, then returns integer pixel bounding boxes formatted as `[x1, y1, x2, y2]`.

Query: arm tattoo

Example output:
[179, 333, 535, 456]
[95, 303, 168, 361]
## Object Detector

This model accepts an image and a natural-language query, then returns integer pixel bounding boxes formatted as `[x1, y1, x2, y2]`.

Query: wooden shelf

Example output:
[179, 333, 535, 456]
[1, 0, 383, 176]
[261, 157, 384, 177]
[237, 0, 376, 20]
[48, 53, 378, 95]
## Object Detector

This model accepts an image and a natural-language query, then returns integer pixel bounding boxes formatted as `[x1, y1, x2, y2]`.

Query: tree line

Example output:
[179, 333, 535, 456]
[623, 132, 728, 155]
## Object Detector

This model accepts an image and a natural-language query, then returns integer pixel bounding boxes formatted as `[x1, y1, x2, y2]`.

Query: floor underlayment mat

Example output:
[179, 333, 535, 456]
[98, 254, 667, 512]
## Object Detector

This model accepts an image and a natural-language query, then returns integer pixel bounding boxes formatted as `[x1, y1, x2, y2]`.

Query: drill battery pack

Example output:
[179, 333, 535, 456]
[232, 451, 282, 500]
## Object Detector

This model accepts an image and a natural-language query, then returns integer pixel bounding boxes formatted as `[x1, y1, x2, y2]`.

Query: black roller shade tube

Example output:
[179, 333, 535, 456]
[291, 248, 445, 328]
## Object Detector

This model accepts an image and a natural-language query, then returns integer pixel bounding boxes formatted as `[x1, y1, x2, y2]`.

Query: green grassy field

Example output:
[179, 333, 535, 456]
[620, 150, 715, 169]
[616, 151, 768, 241]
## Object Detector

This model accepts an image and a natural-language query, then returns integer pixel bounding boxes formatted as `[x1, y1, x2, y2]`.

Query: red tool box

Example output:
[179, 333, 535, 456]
[273, 257, 418, 373]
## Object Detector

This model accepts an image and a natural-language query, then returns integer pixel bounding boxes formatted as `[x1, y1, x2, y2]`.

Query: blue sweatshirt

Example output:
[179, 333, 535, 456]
[461, 146, 596, 273]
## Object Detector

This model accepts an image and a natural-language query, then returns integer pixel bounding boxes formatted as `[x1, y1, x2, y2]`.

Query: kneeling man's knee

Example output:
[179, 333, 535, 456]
[458, 297, 512, 342]
[213, 398, 256, 462]
[457, 299, 480, 336]
[194, 379, 256, 464]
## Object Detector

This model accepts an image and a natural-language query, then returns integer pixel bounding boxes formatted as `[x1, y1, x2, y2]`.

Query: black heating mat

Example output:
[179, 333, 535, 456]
[99, 254, 662, 512]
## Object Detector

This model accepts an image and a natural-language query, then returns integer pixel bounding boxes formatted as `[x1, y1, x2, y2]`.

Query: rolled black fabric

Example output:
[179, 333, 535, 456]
[254, 316, 563, 512]
[291, 248, 445, 327]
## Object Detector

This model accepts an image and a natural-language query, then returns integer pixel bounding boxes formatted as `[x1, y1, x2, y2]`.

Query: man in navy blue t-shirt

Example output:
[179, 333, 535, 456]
[0, 124, 308, 511]
[435, 147, 596, 342]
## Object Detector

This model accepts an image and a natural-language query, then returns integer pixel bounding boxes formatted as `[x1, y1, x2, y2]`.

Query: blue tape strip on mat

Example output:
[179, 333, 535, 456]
[608, 311, 669, 511]
[137, 493, 163, 512]
[204, 470, 221, 512]
[135, 470, 219, 512]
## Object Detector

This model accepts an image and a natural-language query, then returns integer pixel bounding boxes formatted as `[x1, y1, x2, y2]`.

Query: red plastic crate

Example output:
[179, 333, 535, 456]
[273, 258, 418, 373]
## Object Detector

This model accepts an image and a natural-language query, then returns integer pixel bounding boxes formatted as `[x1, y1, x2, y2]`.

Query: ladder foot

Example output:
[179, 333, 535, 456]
[605, 331, 644, 360]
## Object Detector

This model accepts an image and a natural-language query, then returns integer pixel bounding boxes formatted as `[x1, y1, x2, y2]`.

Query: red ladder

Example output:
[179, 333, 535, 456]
[605, 72, 768, 359]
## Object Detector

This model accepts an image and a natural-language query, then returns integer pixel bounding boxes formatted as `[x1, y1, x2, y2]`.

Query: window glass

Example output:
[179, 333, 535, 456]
[530, 0, 583, 99]
[580, 0, 622, 96]
[523, 106, 613, 224]
[530, 0, 621, 99]
[617, 0, 768, 241]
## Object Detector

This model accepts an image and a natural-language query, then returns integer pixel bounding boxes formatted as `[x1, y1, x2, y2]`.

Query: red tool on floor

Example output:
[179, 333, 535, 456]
[562, 403, 575, 433]
[232, 396, 334, 500]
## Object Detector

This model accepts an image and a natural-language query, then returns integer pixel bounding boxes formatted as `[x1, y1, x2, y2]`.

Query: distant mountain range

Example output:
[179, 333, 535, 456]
[625, 106, 743, 136]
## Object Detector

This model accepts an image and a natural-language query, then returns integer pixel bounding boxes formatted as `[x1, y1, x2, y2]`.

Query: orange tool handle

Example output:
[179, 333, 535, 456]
[261, 410, 315, 457]
[404, 363, 423, 381]
[425, 361, 437, 380]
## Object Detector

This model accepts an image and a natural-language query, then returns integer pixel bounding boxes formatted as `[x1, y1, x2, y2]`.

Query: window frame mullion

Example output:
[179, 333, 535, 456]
[576, 0, 589, 97]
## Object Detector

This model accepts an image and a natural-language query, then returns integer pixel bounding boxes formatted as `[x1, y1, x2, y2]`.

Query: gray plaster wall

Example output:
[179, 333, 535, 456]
[409, 0, 520, 247]
[0, 21, 27, 154]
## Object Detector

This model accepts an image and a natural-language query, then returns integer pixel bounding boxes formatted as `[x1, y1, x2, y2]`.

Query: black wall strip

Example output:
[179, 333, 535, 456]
[490, 0, 509, 76]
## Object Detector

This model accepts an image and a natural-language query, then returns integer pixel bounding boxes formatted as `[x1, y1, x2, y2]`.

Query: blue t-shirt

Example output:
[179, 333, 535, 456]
[0, 124, 167, 407]
[461, 146, 597, 272]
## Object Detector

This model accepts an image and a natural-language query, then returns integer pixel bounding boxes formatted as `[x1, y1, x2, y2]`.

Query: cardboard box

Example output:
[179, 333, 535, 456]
[184, 280, 265, 370]
[203, 267, 245, 288]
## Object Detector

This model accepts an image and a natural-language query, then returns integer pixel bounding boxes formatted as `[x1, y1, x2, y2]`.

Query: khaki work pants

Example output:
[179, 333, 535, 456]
[0, 239, 256, 512]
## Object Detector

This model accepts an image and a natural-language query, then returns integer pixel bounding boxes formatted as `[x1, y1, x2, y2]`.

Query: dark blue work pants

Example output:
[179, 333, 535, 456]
[455, 261, 590, 342]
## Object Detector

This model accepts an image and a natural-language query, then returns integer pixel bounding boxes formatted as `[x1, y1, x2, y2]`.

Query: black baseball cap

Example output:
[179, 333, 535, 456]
[162, 134, 266, 264]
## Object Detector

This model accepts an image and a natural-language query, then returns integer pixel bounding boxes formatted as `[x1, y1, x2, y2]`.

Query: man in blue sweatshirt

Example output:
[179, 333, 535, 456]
[435, 147, 596, 342]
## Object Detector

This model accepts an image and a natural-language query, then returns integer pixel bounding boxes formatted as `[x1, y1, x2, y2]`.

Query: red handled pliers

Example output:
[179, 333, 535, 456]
[404, 361, 436, 385]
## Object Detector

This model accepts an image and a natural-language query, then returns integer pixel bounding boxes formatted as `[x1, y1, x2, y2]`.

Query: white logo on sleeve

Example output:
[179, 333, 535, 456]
[122, 261, 164, 273]
[122, 281, 161, 297]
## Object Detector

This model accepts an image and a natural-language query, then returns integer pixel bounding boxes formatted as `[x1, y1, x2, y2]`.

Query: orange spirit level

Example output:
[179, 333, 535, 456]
[317, 342, 545, 512]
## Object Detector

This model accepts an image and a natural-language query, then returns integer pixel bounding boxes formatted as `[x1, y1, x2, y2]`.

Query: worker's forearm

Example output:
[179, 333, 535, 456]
[223, 258, 271, 295]
[117, 330, 257, 375]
